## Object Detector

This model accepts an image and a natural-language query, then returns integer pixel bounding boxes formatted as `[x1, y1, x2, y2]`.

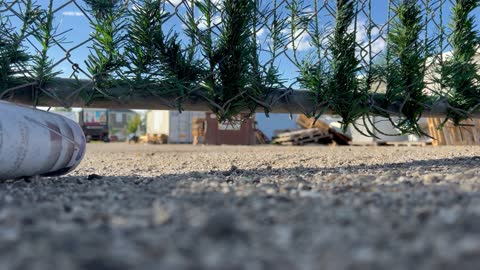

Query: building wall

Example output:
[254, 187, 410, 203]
[52, 111, 79, 123]
[146, 110, 205, 143]
[204, 113, 256, 145]
[168, 111, 205, 143]
[146, 110, 170, 135]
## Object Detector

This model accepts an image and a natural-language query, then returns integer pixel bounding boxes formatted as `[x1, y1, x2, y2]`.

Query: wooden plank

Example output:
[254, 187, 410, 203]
[427, 117, 480, 145]
[385, 141, 431, 147]
[295, 134, 333, 145]
[273, 129, 333, 145]
[296, 115, 331, 130]
[349, 141, 388, 146]
[274, 129, 327, 142]
[428, 118, 439, 146]
[330, 128, 351, 145]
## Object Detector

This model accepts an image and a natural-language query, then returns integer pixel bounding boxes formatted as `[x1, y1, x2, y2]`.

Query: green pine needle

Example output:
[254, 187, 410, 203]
[385, 0, 430, 135]
[32, 0, 63, 86]
[441, 0, 480, 124]
[84, 0, 128, 101]
[297, 0, 367, 132]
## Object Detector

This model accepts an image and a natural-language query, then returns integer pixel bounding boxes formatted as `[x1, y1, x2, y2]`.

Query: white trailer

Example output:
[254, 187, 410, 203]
[146, 110, 206, 143]
[349, 116, 431, 143]
[51, 111, 79, 123]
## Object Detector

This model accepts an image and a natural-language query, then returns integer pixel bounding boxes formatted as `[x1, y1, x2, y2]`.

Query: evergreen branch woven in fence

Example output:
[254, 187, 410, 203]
[1, 0, 479, 136]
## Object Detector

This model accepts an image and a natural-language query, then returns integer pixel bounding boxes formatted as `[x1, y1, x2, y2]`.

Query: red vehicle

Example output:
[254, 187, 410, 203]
[79, 109, 110, 142]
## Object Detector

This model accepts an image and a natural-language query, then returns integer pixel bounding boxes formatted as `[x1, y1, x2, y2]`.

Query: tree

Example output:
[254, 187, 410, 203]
[126, 114, 142, 134]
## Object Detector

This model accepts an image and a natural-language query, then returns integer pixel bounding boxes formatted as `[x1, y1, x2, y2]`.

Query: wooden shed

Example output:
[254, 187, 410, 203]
[202, 113, 256, 145]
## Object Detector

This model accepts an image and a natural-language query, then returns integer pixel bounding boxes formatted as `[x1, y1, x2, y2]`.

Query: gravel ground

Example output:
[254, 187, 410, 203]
[1, 143, 480, 270]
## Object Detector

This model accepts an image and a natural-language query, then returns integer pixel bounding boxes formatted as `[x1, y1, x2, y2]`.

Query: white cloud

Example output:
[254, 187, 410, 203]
[280, 16, 386, 56]
[62, 11, 84, 17]
[256, 27, 266, 38]
[211, 0, 223, 6]
[354, 18, 387, 61]
[282, 28, 312, 52]
[370, 38, 386, 56]
[188, 0, 223, 8]
[132, 0, 183, 10]
[168, 0, 184, 7]
[197, 15, 222, 30]
[292, 32, 312, 51]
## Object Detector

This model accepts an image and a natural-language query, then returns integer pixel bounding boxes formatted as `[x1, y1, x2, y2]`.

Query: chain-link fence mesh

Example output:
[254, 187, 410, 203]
[1, 0, 479, 135]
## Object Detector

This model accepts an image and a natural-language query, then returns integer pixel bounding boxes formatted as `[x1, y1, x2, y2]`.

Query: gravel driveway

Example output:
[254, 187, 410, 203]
[1, 144, 479, 270]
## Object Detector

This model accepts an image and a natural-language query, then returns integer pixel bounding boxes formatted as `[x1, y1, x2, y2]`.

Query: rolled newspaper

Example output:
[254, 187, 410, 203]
[0, 101, 86, 180]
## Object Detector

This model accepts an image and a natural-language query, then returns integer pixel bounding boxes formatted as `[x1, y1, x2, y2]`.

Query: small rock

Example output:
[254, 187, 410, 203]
[4, 195, 13, 203]
[457, 237, 480, 256]
[265, 188, 277, 195]
[299, 191, 321, 198]
[223, 165, 239, 176]
[110, 216, 129, 227]
[87, 174, 103, 181]
[298, 183, 312, 191]
[21, 216, 35, 226]
[23, 176, 32, 183]
[64, 204, 73, 213]
[416, 208, 431, 222]
[423, 173, 443, 184]
[203, 211, 242, 240]
[152, 200, 171, 225]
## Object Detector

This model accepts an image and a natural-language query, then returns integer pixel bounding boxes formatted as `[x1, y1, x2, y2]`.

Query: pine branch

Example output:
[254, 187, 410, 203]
[441, 0, 480, 124]
[297, 0, 366, 131]
[125, 0, 167, 85]
[214, 0, 257, 120]
[84, 0, 128, 100]
[385, 0, 429, 135]
[0, 0, 37, 94]
[329, 0, 366, 130]
[31, 0, 63, 86]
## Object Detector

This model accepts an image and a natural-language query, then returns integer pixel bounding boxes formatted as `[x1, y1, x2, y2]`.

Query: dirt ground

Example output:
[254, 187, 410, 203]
[1, 143, 480, 270]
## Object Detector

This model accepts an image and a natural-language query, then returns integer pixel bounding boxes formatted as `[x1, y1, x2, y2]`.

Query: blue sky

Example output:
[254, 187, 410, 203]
[7, 0, 466, 82]
[9, 0, 477, 137]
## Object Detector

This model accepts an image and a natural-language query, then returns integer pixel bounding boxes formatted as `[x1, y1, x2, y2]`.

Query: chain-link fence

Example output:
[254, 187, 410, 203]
[1, 0, 479, 135]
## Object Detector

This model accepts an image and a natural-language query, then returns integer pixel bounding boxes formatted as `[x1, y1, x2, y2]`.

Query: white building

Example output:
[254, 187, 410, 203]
[146, 110, 205, 143]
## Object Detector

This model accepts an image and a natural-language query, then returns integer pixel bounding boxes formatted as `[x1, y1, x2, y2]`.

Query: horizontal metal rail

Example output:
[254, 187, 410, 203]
[6, 78, 480, 119]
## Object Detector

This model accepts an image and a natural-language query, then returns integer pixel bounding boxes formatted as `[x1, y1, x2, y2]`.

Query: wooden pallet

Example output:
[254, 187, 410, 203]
[296, 115, 351, 145]
[385, 141, 432, 147]
[273, 128, 333, 146]
[427, 118, 480, 145]
[296, 114, 331, 130]
[349, 141, 388, 146]
[349, 141, 431, 147]
[255, 130, 270, 144]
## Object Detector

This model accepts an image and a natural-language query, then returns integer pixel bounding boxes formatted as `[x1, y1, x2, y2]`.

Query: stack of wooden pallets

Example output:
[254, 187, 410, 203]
[272, 128, 333, 146]
[296, 115, 352, 145]
[255, 129, 271, 144]
[428, 118, 480, 145]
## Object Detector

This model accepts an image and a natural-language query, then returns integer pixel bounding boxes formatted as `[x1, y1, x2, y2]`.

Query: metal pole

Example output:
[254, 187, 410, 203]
[5, 78, 480, 118]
